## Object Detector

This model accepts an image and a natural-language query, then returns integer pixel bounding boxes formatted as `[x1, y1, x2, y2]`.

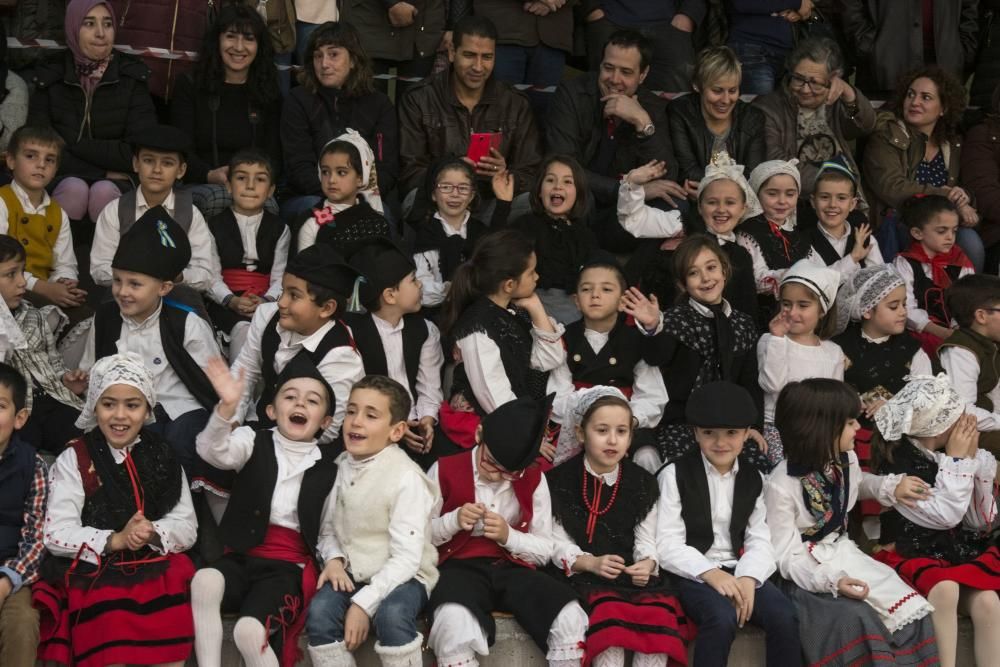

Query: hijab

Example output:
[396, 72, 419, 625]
[65, 0, 116, 97]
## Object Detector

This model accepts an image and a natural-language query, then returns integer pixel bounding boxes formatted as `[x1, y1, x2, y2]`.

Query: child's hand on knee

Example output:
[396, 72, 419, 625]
[344, 603, 370, 651]
[702, 568, 745, 608]
[735, 577, 757, 627]
[317, 558, 354, 593]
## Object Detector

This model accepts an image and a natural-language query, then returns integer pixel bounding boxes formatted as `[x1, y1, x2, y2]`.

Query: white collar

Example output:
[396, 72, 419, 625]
[584, 457, 620, 486]
[701, 452, 739, 478]
[321, 199, 356, 213]
[11, 180, 51, 212]
[281, 319, 336, 350]
[122, 300, 163, 330]
[861, 329, 890, 344]
[713, 231, 737, 244]
[137, 187, 175, 213]
[272, 427, 320, 454]
[107, 438, 141, 463]
[689, 297, 732, 317]
[233, 208, 265, 227]
[373, 312, 405, 334]
[818, 221, 849, 242]
[434, 211, 470, 238]
[344, 443, 395, 470]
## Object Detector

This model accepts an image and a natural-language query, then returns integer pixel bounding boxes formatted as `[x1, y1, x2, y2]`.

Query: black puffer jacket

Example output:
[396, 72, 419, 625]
[30, 51, 156, 181]
[971, 0, 1000, 108]
[667, 93, 766, 184]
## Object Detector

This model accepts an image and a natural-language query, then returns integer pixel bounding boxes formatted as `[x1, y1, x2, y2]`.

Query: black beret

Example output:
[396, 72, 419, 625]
[481, 393, 555, 472]
[274, 352, 336, 417]
[129, 124, 192, 158]
[286, 246, 363, 297]
[349, 238, 416, 307]
[685, 381, 758, 428]
[578, 249, 624, 275]
[112, 206, 191, 281]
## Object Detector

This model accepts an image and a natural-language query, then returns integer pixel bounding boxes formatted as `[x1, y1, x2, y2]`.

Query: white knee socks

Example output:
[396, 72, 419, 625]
[191, 568, 226, 667]
[232, 617, 279, 667]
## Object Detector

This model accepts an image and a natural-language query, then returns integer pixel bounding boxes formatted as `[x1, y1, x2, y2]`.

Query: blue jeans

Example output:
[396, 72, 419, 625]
[676, 576, 802, 667]
[307, 578, 428, 647]
[729, 42, 788, 96]
[958, 227, 986, 273]
[275, 52, 293, 97]
[493, 44, 566, 120]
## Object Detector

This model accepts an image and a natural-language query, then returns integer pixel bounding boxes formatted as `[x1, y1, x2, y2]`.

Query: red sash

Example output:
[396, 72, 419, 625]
[222, 268, 270, 296]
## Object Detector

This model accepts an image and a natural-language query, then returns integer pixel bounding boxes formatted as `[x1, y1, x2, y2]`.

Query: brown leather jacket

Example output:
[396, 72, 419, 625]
[398, 70, 542, 195]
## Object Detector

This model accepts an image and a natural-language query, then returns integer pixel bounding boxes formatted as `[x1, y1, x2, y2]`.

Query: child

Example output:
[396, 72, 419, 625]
[90, 124, 218, 296]
[547, 253, 666, 466]
[0, 363, 48, 666]
[34, 352, 198, 667]
[411, 158, 512, 310]
[872, 375, 1000, 667]
[205, 149, 290, 360]
[0, 235, 84, 452]
[426, 394, 588, 667]
[643, 235, 766, 473]
[658, 381, 802, 667]
[230, 245, 365, 446]
[548, 386, 689, 667]
[0, 125, 87, 315]
[81, 207, 221, 477]
[438, 229, 564, 451]
[893, 194, 974, 355]
[296, 133, 390, 255]
[758, 260, 845, 462]
[306, 375, 439, 667]
[938, 274, 1000, 454]
[510, 155, 599, 324]
[806, 158, 883, 276]
[192, 355, 338, 667]
[765, 378, 937, 666]
[344, 238, 445, 467]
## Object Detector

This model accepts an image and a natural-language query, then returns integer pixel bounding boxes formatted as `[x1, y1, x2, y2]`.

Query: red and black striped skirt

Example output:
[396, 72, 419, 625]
[584, 585, 691, 666]
[875, 545, 1000, 597]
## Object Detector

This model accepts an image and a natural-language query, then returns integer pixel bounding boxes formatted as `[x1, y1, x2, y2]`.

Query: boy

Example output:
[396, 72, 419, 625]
[344, 238, 444, 467]
[426, 394, 588, 667]
[0, 362, 47, 666]
[192, 354, 339, 667]
[0, 234, 84, 452]
[307, 375, 439, 667]
[90, 124, 218, 296]
[80, 207, 220, 475]
[806, 159, 883, 277]
[0, 126, 87, 314]
[939, 274, 1000, 453]
[204, 149, 290, 359]
[657, 381, 802, 667]
[231, 246, 366, 444]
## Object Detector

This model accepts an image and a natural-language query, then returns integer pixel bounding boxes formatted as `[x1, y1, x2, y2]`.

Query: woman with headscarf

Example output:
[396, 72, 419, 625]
[0, 23, 29, 161]
[29, 0, 156, 224]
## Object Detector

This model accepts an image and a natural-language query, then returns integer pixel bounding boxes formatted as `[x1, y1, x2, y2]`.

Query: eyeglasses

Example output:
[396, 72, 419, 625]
[436, 183, 474, 195]
[788, 72, 830, 92]
[479, 447, 526, 481]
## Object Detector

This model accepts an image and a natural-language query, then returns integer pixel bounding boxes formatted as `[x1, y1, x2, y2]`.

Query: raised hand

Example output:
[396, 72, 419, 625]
[625, 160, 667, 187]
[945, 413, 978, 459]
[204, 357, 245, 419]
[769, 310, 791, 338]
[621, 287, 661, 331]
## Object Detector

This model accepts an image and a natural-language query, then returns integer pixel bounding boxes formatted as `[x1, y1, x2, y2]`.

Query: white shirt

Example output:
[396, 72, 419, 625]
[550, 459, 659, 574]
[79, 301, 221, 419]
[296, 200, 355, 252]
[806, 222, 884, 278]
[656, 455, 775, 585]
[616, 180, 683, 239]
[415, 212, 469, 308]
[207, 209, 290, 305]
[318, 447, 435, 616]
[91, 188, 218, 291]
[941, 345, 1000, 431]
[231, 302, 365, 441]
[370, 313, 444, 421]
[737, 221, 821, 296]
[44, 437, 197, 565]
[0, 181, 77, 289]
[893, 254, 974, 332]
[428, 446, 554, 565]
[757, 334, 845, 422]
[456, 318, 566, 414]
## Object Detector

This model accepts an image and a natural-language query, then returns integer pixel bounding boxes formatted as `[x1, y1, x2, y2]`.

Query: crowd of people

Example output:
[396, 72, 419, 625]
[6, 1, 1000, 667]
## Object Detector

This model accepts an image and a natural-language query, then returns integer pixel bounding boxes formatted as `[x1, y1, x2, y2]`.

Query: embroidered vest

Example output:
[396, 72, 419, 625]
[0, 436, 37, 561]
[834, 324, 920, 428]
[343, 312, 428, 402]
[309, 199, 390, 257]
[1, 185, 62, 280]
[739, 215, 812, 270]
[208, 208, 286, 273]
[903, 256, 961, 325]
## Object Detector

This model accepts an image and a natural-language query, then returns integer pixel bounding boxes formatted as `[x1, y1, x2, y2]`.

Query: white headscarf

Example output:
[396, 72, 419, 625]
[319, 128, 385, 213]
[781, 259, 842, 314]
[748, 158, 802, 195]
[696, 151, 762, 220]
[553, 386, 630, 466]
[75, 352, 157, 432]
[874, 374, 965, 441]
[834, 264, 905, 334]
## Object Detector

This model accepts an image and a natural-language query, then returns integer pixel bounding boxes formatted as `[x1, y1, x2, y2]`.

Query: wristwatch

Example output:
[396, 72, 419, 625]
[638, 122, 656, 138]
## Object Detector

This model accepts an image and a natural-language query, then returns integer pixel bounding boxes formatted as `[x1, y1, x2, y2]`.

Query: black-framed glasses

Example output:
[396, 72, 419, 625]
[788, 72, 830, 92]
[479, 447, 526, 481]
[436, 183, 474, 195]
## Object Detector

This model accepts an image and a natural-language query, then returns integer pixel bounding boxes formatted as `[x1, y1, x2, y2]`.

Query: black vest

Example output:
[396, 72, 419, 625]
[903, 256, 961, 325]
[208, 208, 286, 273]
[807, 223, 865, 267]
[220, 430, 338, 556]
[299, 198, 390, 256]
[257, 311, 354, 425]
[117, 189, 194, 236]
[674, 448, 763, 554]
[833, 323, 920, 428]
[739, 215, 812, 270]
[563, 316, 642, 390]
[93, 299, 218, 411]
[343, 312, 428, 401]
[0, 436, 37, 561]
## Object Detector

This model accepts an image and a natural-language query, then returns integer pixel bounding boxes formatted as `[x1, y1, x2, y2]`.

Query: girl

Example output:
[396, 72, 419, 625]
[893, 194, 974, 356]
[438, 229, 566, 451]
[511, 155, 599, 325]
[33, 352, 197, 667]
[758, 260, 845, 462]
[296, 130, 390, 255]
[766, 378, 938, 666]
[411, 158, 513, 309]
[546, 387, 690, 667]
[641, 234, 768, 472]
[873, 375, 1000, 667]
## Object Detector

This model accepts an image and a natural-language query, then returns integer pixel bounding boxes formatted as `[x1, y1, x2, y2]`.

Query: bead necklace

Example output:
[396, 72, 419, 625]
[582, 463, 622, 543]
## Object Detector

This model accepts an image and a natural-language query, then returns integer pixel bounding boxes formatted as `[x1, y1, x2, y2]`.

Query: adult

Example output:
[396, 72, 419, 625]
[0, 23, 29, 157]
[754, 37, 875, 201]
[30, 0, 156, 224]
[843, 0, 979, 99]
[584, 0, 704, 93]
[961, 82, 1000, 268]
[170, 4, 282, 220]
[668, 45, 766, 196]
[724, 0, 814, 95]
[970, 0, 1000, 109]
[398, 16, 542, 207]
[864, 65, 984, 270]
[281, 21, 399, 221]
[547, 29, 679, 251]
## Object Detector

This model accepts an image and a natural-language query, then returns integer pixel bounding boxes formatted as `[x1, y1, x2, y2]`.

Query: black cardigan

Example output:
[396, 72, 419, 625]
[667, 93, 766, 184]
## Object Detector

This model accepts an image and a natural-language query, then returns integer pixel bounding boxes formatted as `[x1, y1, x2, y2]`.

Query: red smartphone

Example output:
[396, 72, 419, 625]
[466, 131, 503, 163]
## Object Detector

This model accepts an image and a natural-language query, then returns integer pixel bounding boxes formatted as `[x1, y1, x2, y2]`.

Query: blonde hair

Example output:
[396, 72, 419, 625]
[693, 46, 742, 92]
